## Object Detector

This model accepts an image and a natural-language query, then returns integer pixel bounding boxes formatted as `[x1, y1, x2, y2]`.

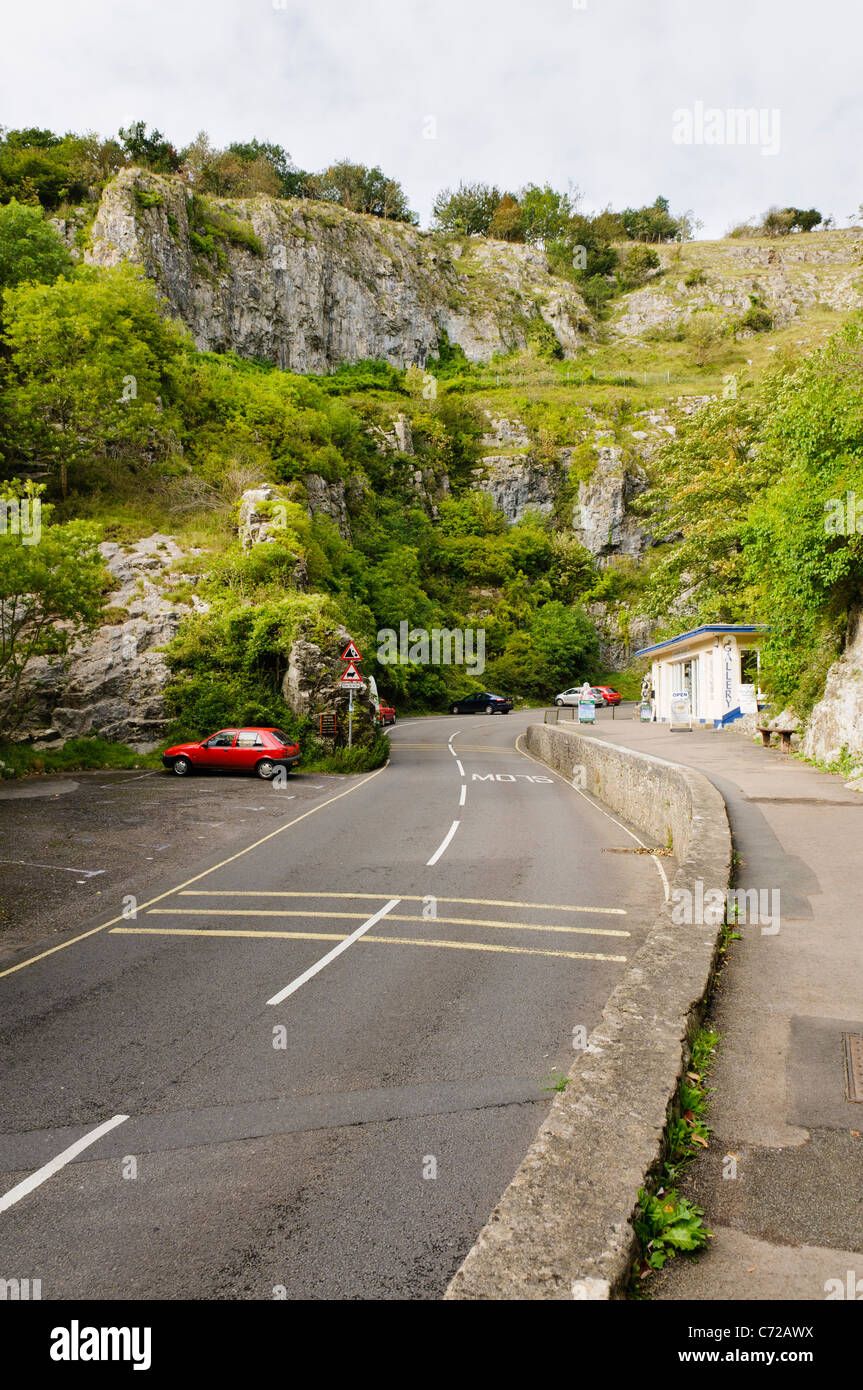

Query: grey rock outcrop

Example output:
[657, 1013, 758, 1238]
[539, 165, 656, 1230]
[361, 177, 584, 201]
[471, 456, 559, 522]
[802, 609, 863, 765]
[587, 603, 658, 669]
[302, 475, 351, 539]
[10, 535, 199, 751]
[572, 448, 650, 561]
[86, 170, 591, 372]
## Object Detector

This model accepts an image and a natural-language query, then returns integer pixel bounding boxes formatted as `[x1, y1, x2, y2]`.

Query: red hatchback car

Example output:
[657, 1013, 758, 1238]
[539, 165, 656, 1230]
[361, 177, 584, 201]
[162, 727, 300, 779]
[595, 686, 622, 706]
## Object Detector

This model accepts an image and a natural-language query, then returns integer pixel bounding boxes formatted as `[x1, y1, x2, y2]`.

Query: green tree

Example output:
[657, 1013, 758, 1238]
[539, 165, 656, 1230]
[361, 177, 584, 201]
[529, 600, 599, 690]
[617, 243, 660, 289]
[519, 184, 574, 246]
[488, 194, 524, 242]
[2, 266, 186, 496]
[0, 484, 105, 733]
[431, 182, 502, 235]
[118, 121, 182, 174]
[0, 200, 72, 290]
[311, 161, 416, 223]
[0, 127, 91, 209]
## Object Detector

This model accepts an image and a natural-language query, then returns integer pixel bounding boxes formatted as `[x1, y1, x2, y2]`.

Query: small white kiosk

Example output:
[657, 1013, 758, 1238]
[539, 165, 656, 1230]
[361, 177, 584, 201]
[635, 624, 767, 727]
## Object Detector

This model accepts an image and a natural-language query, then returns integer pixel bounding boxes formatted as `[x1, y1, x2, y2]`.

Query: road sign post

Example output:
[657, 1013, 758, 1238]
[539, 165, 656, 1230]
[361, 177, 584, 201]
[338, 643, 364, 749]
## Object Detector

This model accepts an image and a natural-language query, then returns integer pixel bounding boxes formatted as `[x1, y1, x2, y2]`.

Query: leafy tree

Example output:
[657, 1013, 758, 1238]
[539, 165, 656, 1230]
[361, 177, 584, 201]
[620, 195, 685, 243]
[118, 121, 182, 175]
[431, 182, 502, 236]
[0, 201, 72, 290]
[181, 133, 307, 199]
[617, 243, 660, 290]
[519, 183, 574, 246]
[2, 266, 186, 496]
[529, 600, 599, 689]
[488, 194, 524, 242]
[763, 205, 822, 236]
[0, 127, 91, 208]
[0, 484, 105, 733]
[311, 161, 416, 223]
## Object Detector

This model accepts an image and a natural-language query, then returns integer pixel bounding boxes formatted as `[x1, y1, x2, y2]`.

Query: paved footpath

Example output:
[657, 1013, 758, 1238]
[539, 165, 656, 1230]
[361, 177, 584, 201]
[581, 709, 863, 1300]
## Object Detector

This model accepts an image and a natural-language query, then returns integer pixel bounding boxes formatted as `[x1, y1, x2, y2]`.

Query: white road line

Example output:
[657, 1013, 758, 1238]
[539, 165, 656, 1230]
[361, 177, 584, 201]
[266, 899, 400, 1006]
[449, 745, 458, 757]
[427, 820, 460, 866]
[459, 784, 466, 807]
[0, 1114, 129, 1214]
[0, 860, 105, 878]
[456, 760, 464, 776]
[448, 730, 461, 742]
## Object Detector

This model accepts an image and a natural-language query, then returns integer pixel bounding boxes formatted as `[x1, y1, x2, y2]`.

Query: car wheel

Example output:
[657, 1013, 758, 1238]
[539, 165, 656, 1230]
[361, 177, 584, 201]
[555, 698, 564, 706]
[172, 756, 192, 776]
[485, 704, 495, 715]
[255, 758, 276, 780]
[451, 704, 460, 714]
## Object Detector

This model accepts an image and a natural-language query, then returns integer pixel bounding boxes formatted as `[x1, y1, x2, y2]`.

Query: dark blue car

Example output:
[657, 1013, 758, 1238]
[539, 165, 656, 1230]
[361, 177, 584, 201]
[449, 692, 513, 715]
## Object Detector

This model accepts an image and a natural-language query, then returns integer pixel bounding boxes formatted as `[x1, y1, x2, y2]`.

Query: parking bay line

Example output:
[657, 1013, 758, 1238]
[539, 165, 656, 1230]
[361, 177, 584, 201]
[0, 1113, 129, 1214]
[0, 760, 390, 984]
[264, 898, 401, 1005]
[177, 890, 626, 916]
[110, 927, 626, 964]
[144, 907, 630, 938]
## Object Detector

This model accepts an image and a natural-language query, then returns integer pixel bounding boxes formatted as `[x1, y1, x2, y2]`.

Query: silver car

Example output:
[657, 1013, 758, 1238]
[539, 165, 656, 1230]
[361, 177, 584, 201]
[554, 686, 606, 707]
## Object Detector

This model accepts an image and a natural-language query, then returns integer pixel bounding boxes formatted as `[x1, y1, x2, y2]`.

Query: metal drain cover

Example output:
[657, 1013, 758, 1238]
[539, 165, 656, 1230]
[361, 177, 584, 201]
[843, 1033, 863, 1103]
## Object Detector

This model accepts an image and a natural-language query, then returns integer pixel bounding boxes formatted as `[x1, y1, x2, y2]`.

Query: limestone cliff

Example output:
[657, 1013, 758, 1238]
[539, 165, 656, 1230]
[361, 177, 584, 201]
[85, 169, 591, 372]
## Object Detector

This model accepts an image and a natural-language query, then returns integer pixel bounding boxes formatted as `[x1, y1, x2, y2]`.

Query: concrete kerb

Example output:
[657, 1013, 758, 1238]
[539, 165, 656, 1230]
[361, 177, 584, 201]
[444, 723, 732, 1301]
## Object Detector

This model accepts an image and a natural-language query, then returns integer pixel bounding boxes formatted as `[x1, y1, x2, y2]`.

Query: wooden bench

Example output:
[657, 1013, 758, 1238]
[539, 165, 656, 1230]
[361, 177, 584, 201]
[758, 727, 793, 752]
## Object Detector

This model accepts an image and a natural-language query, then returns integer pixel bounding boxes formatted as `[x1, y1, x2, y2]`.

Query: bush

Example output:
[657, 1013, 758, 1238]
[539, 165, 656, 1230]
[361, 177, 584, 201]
[617, 244, 661, 290]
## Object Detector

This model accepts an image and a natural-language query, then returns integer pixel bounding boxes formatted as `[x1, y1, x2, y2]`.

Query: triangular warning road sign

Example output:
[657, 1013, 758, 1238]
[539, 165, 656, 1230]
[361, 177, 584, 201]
[340, 640, 362, 662]
[339, 661, 364, 685]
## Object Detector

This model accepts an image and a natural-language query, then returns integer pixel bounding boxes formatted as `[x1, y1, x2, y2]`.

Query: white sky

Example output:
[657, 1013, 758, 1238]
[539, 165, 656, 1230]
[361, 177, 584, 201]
[2, 0, 861, 237]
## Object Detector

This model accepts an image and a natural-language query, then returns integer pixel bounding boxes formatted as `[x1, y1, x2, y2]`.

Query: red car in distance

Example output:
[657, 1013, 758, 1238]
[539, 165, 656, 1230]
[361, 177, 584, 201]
[376, 703, 396, 726]
[162, 727, 300, 779]
[594, 686, 622, 706]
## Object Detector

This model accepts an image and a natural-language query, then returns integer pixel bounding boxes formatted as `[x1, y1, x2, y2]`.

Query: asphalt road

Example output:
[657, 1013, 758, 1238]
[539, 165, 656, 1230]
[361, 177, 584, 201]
[0, 710, 663, 1300]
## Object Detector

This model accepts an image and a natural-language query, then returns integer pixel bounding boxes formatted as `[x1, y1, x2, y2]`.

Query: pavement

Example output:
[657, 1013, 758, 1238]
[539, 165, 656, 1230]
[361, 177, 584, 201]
[0, 711, 664, 1300]
[579, 706, 863, 1301]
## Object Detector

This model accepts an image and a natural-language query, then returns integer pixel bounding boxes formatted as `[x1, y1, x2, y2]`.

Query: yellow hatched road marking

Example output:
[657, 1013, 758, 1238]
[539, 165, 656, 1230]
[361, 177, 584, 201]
[0, 762, 390, 983]
[110, 926, 626, 962]
[178, 891, 626, 917]
[147, 907, 628, 938]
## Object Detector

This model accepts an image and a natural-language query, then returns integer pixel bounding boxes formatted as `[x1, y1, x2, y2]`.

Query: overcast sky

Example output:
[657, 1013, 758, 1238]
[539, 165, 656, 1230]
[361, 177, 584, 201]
[3, 0, 861, 237]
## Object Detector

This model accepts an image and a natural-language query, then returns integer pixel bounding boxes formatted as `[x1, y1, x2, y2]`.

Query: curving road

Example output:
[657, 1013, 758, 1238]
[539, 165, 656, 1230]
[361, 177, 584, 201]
[0, 710, 663, 1299]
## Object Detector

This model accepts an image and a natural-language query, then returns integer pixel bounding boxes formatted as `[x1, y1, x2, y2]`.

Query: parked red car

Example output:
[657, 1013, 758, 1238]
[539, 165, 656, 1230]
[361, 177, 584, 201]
[376, 703, 396, 726]
[162, 727, 300, 779]
[594, 686, 622, 706]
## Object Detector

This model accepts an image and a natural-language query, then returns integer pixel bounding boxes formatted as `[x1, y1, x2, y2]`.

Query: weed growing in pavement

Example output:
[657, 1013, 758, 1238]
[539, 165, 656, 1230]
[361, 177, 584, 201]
[539, 1068, 570, 1093]
[630, 1026, 720, 1288]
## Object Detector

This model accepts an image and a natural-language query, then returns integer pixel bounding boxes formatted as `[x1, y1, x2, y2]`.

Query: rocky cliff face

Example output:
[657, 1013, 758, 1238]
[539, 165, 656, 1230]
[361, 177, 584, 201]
[9, 535, 204, 751]
[610, 233, 863, 339]
[803, 609, 863, 768]
[85, 170, 591, 372]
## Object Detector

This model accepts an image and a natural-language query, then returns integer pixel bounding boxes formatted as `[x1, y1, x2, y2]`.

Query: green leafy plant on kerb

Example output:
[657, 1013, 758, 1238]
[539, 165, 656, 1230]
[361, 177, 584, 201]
[631, 1027, 720, 1281]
